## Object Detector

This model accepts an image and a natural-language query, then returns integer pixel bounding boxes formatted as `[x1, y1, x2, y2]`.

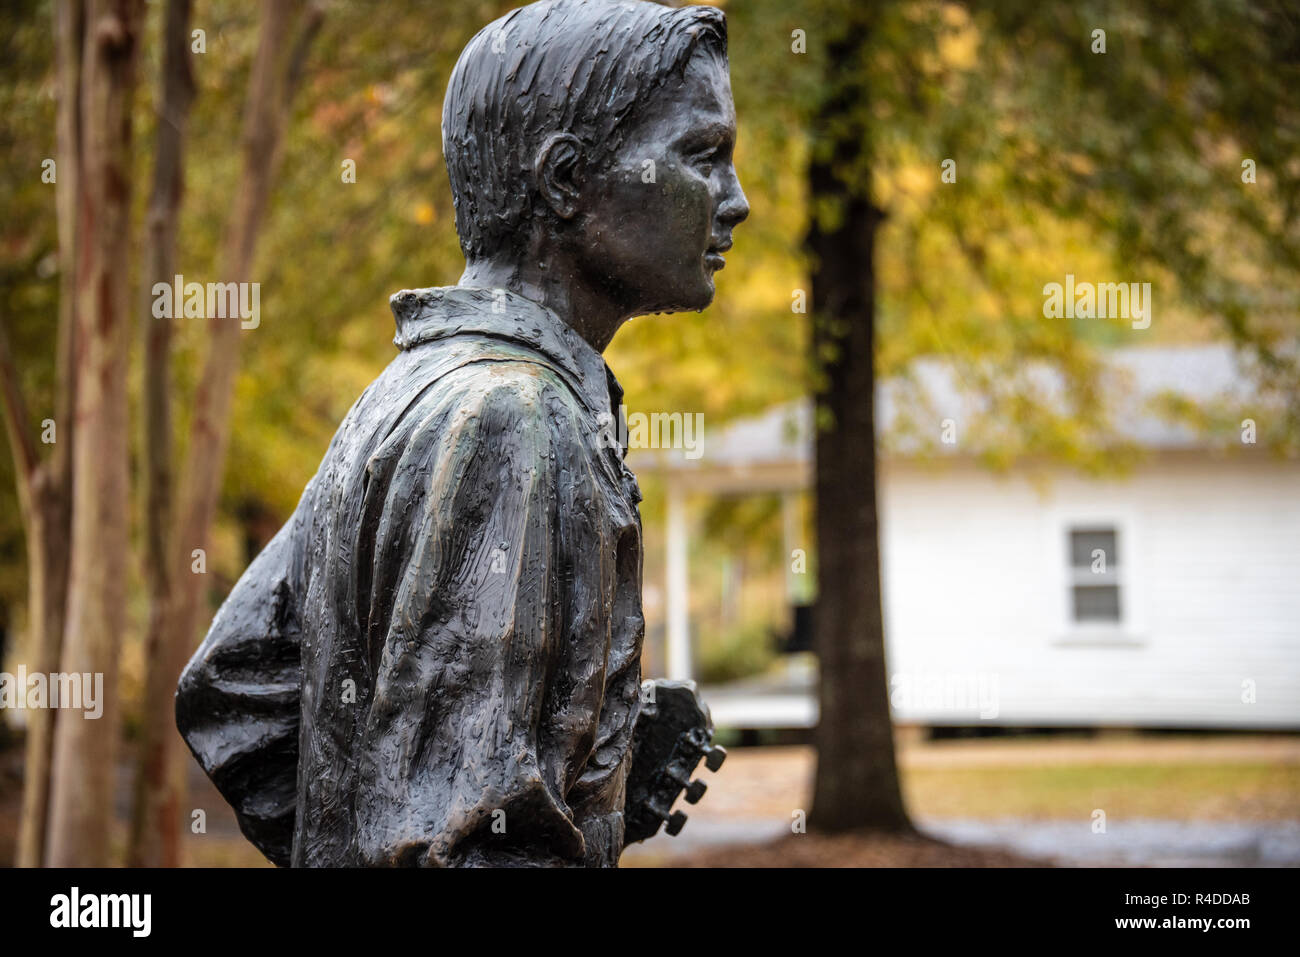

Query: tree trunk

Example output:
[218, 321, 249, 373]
[807, 8, 912, 834]
[0, 330, 75, 869]
[128, 0, 196, 869]
[145, 0, 320, 865]
[4, 0, 83, 869]
[46, 0, 144, 868]
[14, 474, 72, 866]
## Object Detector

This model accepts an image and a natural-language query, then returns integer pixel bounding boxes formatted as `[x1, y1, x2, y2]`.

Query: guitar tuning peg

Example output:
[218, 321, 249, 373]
[684, 779, 707, 804]
[703, 744, 727, 772]
[665, 810, 688, 836]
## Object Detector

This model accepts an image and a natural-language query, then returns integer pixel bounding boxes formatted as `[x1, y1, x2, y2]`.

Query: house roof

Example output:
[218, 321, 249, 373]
[630, 344, 1264, 473]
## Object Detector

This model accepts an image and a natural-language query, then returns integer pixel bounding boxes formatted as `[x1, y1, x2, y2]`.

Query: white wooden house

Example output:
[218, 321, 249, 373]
[630, 345, 1300, 730]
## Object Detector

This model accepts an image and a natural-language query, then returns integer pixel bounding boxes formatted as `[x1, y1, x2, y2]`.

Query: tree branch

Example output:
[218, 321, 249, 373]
[284, 3, 324, 107]
[0, 319, 39, 510]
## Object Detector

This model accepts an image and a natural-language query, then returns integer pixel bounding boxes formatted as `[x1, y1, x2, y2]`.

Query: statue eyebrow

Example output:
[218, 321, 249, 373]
[680, 122, 734, 150]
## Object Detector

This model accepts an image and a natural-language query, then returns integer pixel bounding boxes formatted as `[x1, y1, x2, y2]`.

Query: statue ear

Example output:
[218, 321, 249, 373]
[534, 133, 583, 220]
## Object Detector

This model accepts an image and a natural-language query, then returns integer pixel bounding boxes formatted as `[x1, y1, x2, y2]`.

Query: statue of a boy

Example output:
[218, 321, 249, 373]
[176, 0, 747, 867]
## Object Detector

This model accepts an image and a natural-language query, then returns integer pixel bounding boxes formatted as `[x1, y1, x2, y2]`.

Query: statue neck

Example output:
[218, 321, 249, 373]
[458, 253, 627, 354]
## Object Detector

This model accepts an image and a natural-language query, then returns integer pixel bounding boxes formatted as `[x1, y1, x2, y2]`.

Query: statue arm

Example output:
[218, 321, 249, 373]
[175, 500, 309, 868]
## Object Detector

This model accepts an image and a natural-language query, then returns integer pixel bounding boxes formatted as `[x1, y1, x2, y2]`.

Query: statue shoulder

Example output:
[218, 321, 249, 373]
[406, 355, 588, 453]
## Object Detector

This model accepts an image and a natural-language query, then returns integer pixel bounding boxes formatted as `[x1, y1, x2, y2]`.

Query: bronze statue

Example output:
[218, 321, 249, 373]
[176, 0, 747, 867]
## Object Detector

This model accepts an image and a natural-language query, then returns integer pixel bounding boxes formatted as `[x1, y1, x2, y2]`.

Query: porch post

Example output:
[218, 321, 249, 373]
[665, 480, 692, 681]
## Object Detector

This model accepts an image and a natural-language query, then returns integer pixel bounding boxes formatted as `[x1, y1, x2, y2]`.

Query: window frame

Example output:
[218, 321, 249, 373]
[1046, 508, 1145, 646]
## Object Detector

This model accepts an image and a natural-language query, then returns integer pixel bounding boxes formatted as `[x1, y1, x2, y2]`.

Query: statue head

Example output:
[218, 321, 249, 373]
[442, 0, 749, 322]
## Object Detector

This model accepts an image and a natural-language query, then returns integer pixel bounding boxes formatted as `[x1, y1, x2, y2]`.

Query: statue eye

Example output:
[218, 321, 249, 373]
[691, 148, 720, 175]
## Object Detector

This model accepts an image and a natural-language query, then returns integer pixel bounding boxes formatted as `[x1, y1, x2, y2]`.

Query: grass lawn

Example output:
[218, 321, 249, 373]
[903, 761, 1300, 822]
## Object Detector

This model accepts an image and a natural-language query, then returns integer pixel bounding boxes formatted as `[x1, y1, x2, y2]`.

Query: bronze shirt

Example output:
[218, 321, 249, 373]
[176, 285, 645, 867]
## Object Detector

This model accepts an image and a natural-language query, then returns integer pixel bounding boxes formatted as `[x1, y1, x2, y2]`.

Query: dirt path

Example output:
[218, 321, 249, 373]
[621, 734, 1300, 867]
[900, 733, 1300, 768]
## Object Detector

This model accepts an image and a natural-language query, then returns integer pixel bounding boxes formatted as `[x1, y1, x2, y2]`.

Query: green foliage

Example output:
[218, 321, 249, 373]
[696, 617, 779, 685]
[179, 1, 495, 527]
[0, 0, 59, 621]
[783, 0, 1299, 469]
[960, 0, 1300, 454]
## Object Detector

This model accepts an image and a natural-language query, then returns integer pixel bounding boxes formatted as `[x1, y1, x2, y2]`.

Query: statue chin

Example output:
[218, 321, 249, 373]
[675, 282, 717, 315]
[640, 276, 717, 316]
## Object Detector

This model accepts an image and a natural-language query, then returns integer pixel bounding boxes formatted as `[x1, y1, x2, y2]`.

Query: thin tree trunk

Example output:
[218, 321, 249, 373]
[807, 8, 912, 834]
[6, 0, 83, 869]
[0, 330, 66, 869]
[155, 0, 320, 864]
[14, 474, 72, 867]
[128, 0, 196, 869]
[46, 0, 144, 868]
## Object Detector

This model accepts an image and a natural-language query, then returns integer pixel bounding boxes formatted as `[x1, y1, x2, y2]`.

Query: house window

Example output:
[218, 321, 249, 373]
[1068, 527, 1121, 624]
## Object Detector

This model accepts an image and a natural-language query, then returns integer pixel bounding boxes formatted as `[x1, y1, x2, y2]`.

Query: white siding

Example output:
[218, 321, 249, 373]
[878, 454, 1300, 728]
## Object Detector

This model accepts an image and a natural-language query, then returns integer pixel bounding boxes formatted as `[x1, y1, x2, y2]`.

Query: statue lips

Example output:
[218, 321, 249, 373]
[705, 236, 732, 271]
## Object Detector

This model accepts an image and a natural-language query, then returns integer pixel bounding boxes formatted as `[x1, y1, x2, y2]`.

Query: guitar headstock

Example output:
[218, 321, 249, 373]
[624, 679, 727, 845]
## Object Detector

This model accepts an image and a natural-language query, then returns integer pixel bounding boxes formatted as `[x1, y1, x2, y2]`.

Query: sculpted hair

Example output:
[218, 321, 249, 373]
[441, 0, 728, 261]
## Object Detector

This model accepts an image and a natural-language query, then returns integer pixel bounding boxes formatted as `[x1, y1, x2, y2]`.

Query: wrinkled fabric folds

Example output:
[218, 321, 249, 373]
[177, 286, 644, 867]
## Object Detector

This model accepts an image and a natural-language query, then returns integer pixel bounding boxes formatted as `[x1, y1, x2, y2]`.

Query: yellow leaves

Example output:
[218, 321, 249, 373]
[875, 157, 939, 208]
[365, 83, 394, 106]
[940, 2, 970, 30]
[413, 201, 436, 225]
[901, 1, 982, 79]
[900, 162, 937, 198]
[1063, 152, 1096, 177]
[937, 10, 979, 71]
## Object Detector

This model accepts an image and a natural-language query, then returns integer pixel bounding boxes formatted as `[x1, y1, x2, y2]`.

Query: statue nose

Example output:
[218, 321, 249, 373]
[719, 176, 749, 227]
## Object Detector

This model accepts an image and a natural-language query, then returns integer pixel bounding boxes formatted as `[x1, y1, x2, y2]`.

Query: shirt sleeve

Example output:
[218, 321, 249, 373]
[351, 360, 605, 867]
[175, 498, 308, 868]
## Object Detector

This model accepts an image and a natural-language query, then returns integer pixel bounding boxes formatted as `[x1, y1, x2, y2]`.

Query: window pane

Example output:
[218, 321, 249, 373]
[1072, 584, 1121, 622]
[1070, 528, 1118, 570]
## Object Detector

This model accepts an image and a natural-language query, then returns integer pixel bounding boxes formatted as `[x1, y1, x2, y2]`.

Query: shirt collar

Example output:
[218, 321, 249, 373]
[389, 285, 620, 416]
